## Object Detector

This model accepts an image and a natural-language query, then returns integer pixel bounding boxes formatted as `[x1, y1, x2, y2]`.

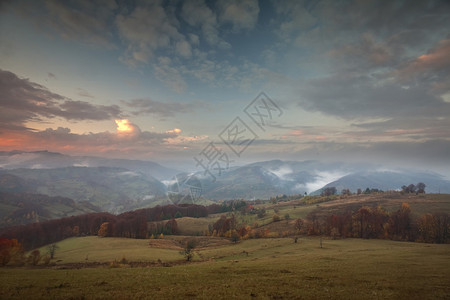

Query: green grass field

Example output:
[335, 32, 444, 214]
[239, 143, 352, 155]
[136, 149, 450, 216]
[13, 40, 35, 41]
[1, 236, 449, 299]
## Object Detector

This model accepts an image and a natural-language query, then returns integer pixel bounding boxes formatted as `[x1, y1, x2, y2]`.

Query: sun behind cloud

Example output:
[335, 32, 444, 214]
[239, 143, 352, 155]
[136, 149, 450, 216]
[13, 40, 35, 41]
[115, 119, 140, 137]
[115, 119, 134, 133]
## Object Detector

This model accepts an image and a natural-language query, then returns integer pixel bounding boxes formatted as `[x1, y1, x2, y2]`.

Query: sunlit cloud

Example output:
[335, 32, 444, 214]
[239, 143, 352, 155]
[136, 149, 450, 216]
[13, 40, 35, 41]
[115, 119, 133, 133]
[166, 128, 182, 135]
[115, 119, 140, 137]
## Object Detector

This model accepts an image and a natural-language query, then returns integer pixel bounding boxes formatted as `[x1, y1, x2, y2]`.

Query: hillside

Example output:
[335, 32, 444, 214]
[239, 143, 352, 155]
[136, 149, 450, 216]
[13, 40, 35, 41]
[0, 167, 167, 213]
[0, 192, 100, 228]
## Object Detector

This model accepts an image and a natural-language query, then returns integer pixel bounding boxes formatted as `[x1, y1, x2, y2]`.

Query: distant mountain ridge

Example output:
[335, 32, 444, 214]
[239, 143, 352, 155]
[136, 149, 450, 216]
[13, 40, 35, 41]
[0, 167, 167, 213]
[314, 170, 450, 195]
[195, 160, 450, 199]
[0, 151, 449, 208]
[0, 150, 180, 180]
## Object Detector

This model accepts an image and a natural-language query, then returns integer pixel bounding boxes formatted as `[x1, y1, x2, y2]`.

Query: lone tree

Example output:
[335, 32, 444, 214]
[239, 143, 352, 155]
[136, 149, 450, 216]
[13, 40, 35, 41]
[47, 244, 59, 259]
[183, 239, 196, 261]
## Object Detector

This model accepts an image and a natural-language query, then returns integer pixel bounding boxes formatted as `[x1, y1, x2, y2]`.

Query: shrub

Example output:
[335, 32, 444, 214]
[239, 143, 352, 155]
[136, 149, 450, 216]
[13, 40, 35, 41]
[273, 214, 281, 222]
[27, 250, 41, 266]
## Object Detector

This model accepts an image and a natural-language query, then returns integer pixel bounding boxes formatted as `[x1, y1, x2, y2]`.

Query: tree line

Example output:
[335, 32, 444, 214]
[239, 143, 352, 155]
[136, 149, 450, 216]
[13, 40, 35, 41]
[0, 204, 213, 251]
[301, 202, 449, 243]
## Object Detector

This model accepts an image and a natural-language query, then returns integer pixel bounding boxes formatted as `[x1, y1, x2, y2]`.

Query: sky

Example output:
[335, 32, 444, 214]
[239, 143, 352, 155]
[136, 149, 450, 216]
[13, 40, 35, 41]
[1, 0, 450, 175]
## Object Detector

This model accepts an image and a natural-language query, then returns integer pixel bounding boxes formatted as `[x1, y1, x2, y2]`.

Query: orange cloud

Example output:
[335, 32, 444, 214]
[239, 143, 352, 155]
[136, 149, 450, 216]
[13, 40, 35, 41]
[396, 39, 450, 81]
[166, 128, 182, 134]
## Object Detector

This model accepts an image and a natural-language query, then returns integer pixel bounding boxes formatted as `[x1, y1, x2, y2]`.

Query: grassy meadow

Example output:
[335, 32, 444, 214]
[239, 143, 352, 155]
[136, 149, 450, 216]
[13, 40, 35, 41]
[1, 193, 449, 299]
[1, 236, 449, 299]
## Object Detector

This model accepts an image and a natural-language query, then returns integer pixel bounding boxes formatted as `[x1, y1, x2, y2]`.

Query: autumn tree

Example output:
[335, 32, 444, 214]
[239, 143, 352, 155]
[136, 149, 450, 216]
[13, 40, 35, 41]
[212, 215, 236, 236]
[72, 226, 80, 236]
[306, 212, 321, 235]
[388, 202, 412, 240]
[165, 219, 178, 235]
[353, 207, 372, 238]
[417, 213, 437, 243]
[98, 222, 111, 237]
[0, 238, 24, 266]
[433, 213, 450, 244]
[27, 249, 41, 266]
[294, 219, 304, 232]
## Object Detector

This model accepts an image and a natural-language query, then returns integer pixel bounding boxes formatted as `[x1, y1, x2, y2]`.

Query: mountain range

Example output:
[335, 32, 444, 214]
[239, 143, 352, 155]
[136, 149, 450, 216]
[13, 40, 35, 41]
[1, 151, 449, 219]
[0, 150, 179, 180]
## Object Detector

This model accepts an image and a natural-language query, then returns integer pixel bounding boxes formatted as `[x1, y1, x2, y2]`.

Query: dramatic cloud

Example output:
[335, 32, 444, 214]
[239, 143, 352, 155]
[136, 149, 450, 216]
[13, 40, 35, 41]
[1, 0, 449, 173]
[181, 0, 230, 49]
[116, 2, 189, 66]
[0, 69, 121, 130]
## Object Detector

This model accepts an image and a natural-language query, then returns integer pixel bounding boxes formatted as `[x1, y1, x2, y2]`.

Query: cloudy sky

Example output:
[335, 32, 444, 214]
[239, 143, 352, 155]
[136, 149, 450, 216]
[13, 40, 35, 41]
[1, 0, 449, 175]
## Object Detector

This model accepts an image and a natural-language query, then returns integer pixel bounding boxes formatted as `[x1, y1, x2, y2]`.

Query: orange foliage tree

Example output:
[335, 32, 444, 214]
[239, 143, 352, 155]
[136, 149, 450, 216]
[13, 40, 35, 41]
[0, 238, 24, 266]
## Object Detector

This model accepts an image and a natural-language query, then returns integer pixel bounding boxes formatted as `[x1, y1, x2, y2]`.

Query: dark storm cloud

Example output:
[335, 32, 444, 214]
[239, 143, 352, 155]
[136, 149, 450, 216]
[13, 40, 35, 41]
[0, 69, 122, 130]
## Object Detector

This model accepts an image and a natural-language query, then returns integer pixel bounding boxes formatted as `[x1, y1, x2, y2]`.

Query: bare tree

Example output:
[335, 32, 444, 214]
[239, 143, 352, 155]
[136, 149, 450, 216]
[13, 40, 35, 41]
[47, 244, 59, 259]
